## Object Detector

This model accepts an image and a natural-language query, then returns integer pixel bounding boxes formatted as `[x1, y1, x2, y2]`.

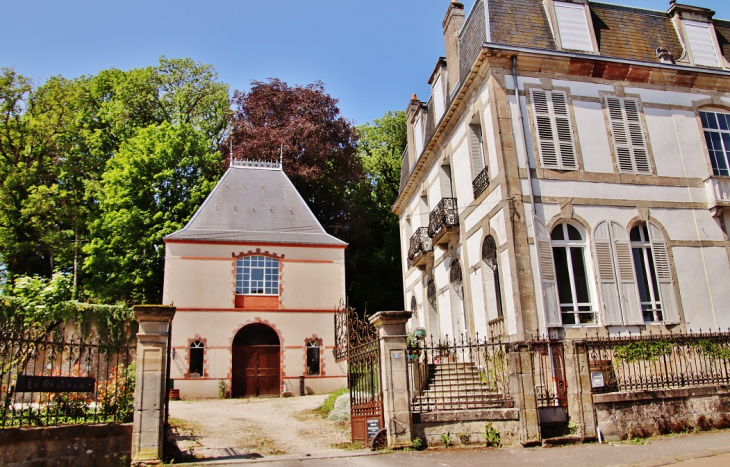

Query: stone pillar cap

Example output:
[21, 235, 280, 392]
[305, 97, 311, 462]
[368, 311, 412, 327]
[133, 305, 176, 322]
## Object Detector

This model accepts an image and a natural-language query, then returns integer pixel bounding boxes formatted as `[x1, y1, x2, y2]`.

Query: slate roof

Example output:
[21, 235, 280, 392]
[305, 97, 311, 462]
[487, 0, 730, 65]
[165, 165, 346, 246]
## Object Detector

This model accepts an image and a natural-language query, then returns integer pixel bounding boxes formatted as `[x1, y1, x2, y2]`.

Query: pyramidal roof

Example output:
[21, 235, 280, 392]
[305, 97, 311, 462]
[165, 161, 346, 246]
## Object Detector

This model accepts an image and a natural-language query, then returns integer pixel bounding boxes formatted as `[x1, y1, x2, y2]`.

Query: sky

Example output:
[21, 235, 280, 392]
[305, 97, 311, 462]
[2, 0, 730, 126]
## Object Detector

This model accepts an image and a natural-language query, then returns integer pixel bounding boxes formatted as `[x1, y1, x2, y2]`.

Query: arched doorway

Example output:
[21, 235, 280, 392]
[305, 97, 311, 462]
[231, 323, 281, 397]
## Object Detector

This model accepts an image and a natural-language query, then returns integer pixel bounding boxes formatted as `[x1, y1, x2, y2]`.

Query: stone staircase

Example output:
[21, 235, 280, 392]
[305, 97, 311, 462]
[412, 361, 509, 412]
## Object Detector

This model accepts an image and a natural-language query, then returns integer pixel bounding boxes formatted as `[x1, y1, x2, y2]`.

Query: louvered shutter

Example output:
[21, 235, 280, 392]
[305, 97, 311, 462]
[593, 221, 623, 326]
[684, 20, 720, 67]
[647, 223, 680, 324]
[555, 2, 594, 52]
[606, 97, 651, 174]
[531, 89, 577, 170]
[420, 196, 429, 227]
[483, 264, 498, 321]
[427, 280, 440, 338]
[610, 222, 644, 325]
[469, 124, 485, 174]
[440, 165, 453, 198]
[535, 217, 561, 327]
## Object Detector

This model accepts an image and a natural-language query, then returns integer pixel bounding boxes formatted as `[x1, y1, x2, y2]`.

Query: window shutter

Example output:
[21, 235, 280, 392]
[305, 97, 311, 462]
[531, 89, 577, 170]
[433, 76, 445, 121]
[482, 264, 498, 321]
[469, 124, 485, 174]
[606, 97, 650, 174]
[414, 117, 424, 157]
[420, 196, 429, 227]
[647, 223, 680, 324]
[555, 2, 594, 52]
[684, 20, 720, 67]
[610, 222, 644, 325]
[535, 217, 561, 327]
[427, 279, 440, 338]
[593, 221, 624, 326]
[440, 165, 453, 198]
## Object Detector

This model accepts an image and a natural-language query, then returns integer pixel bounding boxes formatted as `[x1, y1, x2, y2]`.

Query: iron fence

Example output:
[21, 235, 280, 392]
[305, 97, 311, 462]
[472, 166, 490, 199]
[584, 330, 730, 394]
[428, 198, 459, 238]
[407, 228, 433, 266]
[529, 340, 567, 407]
[407, 334, 512, 414]
[0, 330, 136, 428]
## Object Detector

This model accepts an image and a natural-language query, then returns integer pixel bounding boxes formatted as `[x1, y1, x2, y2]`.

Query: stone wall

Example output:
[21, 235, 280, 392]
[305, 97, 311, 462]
[412, 408, 521, 446]
[594, 386, 730, 441]
[0, 423, 132, 467]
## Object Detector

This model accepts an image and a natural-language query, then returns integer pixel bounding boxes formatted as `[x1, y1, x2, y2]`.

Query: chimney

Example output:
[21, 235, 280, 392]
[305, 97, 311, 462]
[443, 1, 465, 97]
[406, 94, 422, 167]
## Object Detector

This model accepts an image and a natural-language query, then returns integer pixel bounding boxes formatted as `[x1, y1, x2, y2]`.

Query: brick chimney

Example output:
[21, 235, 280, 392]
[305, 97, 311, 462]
[443, 1, 465, 97]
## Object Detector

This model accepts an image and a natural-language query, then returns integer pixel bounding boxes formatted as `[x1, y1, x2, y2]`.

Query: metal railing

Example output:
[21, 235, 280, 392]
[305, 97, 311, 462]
[472, 166, 490, 199]
[428, 198, 459, 238]
[584, 330, 730, 394]
[530, 340, 567, 408]
[407, 334, 512, 414]
[407, 228, 433, 264]
[0, 330, 136, 428]
[488, 317, 505, 340]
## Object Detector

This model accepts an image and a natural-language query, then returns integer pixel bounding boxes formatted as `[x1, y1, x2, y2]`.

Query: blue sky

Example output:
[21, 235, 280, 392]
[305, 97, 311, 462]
[2, 0, 729, 126]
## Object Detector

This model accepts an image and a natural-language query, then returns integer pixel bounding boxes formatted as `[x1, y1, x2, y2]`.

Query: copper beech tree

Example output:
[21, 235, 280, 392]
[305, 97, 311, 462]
[226, 79, 362, 238]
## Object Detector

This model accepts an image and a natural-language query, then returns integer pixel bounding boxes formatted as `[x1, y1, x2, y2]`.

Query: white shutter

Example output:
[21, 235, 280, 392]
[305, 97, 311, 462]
[433, 76, 445, 121]
[419, 196, 429, 227]
[483, 264, 498, 322]
[469, 124, 485, 174]
[531, 89, 577, 170]
[593, 221, 623, 326]
[648, 223, 680, 324]
[610, 222, 643, 325]
[606, 97, 651, 174]
[684, 20, 720, 67]
[414, 117, 424, 157]
[535, 217, 561, 327]
[440, 165, 453, 198]
[555, 2, 594, 52]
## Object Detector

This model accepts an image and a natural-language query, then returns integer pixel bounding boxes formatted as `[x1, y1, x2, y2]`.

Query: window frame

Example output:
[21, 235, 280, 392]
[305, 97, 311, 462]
[700, 110, 730, 177]
[553, 1, 596, 52]
[188, 340, 205, 378]
[605, 96, 652, 175]
[529, 89, 579, 171]
[306, 340, 321, 376]
[630, 224, 663, 323]
[550, 223, 597, 326]
[235, 255, 280, 296]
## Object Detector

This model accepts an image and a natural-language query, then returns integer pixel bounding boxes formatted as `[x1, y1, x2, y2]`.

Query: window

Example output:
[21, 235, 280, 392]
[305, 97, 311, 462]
[433, 75, 445, 121]
[630, 225, 662, 322]
[700, 111, 730, 176]
[684, 20, 720, 67]
[554, 2, 594, 52]
[189, 340, 204, 377]
[606, 97, 651, 174]
[531, 89, 578, 170]
[468, 122, 486, 178]
[236, 256, 279, 295]
[482, 235, 504, 319]
[306, 341, 320, 376]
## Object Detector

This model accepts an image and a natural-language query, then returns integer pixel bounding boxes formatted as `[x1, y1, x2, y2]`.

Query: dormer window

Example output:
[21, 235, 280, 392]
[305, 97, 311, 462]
[553, 1, 595, 52]
[683, 20, 720, 67]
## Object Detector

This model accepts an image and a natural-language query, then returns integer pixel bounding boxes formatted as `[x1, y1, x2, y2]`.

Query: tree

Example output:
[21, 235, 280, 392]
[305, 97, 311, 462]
[227, 79, 362, 236]
[84, 122, 222, 304]
[347, 111, 407, 314]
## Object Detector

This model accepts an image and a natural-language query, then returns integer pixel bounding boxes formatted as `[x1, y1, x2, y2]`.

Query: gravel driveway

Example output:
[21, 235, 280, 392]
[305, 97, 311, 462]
[168, 395, 353, 461]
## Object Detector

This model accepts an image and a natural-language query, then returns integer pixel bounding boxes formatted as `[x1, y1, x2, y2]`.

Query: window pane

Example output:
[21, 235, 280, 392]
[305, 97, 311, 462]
[562, 311, 576, 325]
[567, 225, 582, 240]
[307, 345, 320, 376]
[551, 226, 565, 241]
[189, 346, 204, 376]
[633, 248, 651, 303]
[701, 112, 710, 129]
[570, 247, 590, 303]
[553, 247, 573, 305]
[720, 114, 730, 131]
[707, 112, 719, 130]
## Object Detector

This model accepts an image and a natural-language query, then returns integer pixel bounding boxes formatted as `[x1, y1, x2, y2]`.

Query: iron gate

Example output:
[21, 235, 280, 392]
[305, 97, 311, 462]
[335, 303, 383, 445]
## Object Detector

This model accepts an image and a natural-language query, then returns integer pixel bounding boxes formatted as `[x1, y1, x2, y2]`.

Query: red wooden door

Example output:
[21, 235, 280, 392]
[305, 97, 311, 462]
[232, 345, 280, 397]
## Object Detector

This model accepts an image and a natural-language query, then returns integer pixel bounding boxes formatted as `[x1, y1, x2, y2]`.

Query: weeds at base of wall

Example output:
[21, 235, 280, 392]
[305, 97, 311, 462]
[412, 437, 425, 450]
[440, 431, 453, 447]
[218, 380, 229, 399]
[458, 433, 470, 445]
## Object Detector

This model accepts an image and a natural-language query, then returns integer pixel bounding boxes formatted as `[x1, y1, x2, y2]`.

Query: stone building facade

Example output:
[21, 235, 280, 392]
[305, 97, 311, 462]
[396, 0, 730, 343]
[163, 161, 347, 398]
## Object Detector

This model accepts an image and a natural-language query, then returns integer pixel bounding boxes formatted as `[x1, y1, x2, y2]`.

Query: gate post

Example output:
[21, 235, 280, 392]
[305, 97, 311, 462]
[369, 311, 413, 449]
[564, 340, 597, 440]
[510, 342, 541, 446]
[131, 305, 176, 466]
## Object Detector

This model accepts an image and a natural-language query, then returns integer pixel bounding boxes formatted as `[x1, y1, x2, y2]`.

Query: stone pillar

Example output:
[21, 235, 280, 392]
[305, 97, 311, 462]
[131, 305, 176, 466]
[369, 311, 414, 449]
[509, 342, 541, 446]
[564, 340, 597, 440]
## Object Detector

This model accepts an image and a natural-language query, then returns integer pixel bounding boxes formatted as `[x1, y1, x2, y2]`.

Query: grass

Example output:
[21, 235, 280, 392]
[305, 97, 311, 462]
[316, 386, 348, 418]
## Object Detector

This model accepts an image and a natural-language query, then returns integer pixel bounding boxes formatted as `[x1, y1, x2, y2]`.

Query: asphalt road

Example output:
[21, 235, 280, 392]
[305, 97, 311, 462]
[181, 429, 730, 467]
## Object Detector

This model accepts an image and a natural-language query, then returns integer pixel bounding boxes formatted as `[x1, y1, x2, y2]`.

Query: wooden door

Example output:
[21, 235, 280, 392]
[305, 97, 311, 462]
[232, 345, 280, 397]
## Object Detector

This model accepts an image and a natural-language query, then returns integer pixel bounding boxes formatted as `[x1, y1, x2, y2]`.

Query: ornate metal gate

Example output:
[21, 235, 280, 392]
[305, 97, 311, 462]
[335, 304, 383, 445]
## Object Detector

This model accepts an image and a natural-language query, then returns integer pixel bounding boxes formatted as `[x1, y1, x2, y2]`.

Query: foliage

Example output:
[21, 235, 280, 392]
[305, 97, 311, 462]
[691, 339, 730, 359]
[317, 386, 349, 418]
[411, 436, 425, 450]
[483, 423, 501, 447]
[406, 330, 419, 350]
[218, 380, 229, 399]
[440, 431, 453, 447]
[458, 432, 471, 445]
[614, 339, 673, 363]
[98, 363, 136, 422]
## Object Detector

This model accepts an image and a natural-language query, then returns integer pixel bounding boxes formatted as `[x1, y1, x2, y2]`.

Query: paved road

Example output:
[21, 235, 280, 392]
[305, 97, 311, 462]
[183, 429, 730, 467]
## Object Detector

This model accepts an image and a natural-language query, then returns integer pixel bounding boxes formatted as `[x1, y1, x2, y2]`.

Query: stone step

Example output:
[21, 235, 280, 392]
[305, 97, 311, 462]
[416, 393, 505, 403]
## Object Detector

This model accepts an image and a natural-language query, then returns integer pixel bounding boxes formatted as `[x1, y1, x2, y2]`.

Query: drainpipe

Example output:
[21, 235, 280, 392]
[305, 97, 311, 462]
[511, 55, 557, 400]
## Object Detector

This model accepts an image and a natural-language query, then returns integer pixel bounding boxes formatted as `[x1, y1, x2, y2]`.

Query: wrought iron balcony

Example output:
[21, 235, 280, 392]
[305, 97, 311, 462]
[472, 166, 490, 199]
[407, 227, 433, 270]
[428, 198, 459, 248]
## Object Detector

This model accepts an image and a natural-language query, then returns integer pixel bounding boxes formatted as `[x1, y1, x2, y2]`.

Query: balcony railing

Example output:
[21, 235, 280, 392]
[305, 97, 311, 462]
[705, 176, 730, 214]
[428, 198, 459, 247]
[407, 228, 433, 269]
[472, 166, 490, 199]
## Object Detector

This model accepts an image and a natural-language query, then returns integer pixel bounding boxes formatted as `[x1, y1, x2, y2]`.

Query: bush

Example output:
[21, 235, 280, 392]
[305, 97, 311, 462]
[317, 387, 348, 418]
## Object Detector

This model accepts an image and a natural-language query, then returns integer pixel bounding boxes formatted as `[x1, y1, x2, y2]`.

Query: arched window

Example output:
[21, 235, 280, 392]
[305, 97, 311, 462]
[551, 223, 595, 325]
[306, 341, 320, 376]
[482, 235, 504, 319]
[236, 256, 279, 295]
[189, 340, 204, 377]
